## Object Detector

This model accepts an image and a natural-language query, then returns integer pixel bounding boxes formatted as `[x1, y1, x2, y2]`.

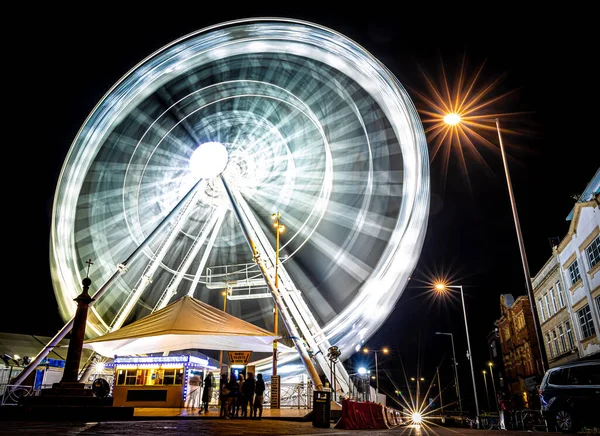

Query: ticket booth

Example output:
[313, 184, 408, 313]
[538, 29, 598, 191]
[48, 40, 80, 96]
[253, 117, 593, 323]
[109, 355, 215, 407]
[227, 351, 252, 382]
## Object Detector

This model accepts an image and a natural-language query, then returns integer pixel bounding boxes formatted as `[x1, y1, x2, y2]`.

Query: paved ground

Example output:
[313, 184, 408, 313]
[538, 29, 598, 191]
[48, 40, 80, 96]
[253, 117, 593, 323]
[0, 420, 578, 436]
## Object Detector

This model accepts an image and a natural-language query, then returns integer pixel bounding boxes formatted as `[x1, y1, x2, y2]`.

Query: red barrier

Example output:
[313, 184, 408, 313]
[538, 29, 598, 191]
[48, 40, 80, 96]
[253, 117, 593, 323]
[335, 399, 357, 429]
[370, 403, 390, 429]
[335, 400, 402, 429]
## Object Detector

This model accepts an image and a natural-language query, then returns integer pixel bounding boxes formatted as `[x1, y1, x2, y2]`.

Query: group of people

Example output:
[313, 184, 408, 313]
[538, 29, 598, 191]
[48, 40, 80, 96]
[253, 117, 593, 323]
[219, 371, 266, 419]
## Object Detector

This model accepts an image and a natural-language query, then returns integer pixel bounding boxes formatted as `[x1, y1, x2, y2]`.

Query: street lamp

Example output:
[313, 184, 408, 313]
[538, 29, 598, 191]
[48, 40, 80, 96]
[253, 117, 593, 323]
[362, 346, 389, 402]
[357, 366, 370, 401]
[494, 118, 548, 372]
[436, 365, 443, 416]
[482, 370, 491, 412]
[271, 212, 285, 378]
[441, 113, 548, 372]
[488, 362, 499, 413]
[218, 288, 230, 372]
[435, 331, 463, 418]
[435, 283, 479, 420]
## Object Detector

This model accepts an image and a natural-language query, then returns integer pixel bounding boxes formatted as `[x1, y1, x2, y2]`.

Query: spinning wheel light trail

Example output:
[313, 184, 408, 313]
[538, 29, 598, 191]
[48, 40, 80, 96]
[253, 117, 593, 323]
[15, 18, 430, 394]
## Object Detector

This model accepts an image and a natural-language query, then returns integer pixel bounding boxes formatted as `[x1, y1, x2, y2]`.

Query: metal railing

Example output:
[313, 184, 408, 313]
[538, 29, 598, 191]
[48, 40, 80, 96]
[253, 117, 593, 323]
[213, 382, 313, 409]
[0, 384, 34, 406]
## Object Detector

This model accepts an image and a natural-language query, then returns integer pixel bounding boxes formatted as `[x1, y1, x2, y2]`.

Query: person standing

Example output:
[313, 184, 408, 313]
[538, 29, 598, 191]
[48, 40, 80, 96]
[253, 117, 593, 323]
[242, 372, 255, 417]
[219, 373, 230, 418]
[253, 373, 266, 418]
[226, 373, 239, 418]
[201, 372, 214, 413]
[235, 373, 245, 417]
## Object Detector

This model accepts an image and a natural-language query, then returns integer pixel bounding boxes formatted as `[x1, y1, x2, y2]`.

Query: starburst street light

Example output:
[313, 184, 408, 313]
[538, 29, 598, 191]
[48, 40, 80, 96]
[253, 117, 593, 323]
[435, 114, 549, 373]
[434, 282, 479, 421]
[411, 56, 526, 186]
[414, 56, 548, 372]
[443, 113, 461, 125]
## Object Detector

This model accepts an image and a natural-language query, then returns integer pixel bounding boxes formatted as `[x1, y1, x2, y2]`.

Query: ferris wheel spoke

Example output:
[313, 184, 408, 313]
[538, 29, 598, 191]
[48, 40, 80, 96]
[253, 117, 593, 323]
[109, 180, 208, 331]
[186, 204, 227, 298]
[153, 201, 226, 311]
[233, 186, 350, 391]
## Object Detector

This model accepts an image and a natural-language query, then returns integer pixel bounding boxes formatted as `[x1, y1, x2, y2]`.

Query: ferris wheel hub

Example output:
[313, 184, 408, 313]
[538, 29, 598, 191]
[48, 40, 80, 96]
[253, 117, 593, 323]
[189, 141, 229, 179]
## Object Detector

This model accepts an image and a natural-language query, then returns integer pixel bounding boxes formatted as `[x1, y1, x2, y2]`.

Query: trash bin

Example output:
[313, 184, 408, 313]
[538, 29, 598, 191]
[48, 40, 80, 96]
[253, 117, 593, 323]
[312, 390, 331, 428]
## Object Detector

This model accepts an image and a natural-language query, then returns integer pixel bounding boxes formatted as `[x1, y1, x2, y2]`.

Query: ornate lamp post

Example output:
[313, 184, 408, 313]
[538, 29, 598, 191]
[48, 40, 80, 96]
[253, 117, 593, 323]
[270, 211, 285, 409]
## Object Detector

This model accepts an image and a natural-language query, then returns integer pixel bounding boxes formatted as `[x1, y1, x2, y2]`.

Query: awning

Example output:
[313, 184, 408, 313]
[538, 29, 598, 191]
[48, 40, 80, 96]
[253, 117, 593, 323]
[83, 295, 290, 356]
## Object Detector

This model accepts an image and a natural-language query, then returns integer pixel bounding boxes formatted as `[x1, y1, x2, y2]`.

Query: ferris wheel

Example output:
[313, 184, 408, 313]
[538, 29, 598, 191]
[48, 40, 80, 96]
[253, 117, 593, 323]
[49, 18, 429, 392]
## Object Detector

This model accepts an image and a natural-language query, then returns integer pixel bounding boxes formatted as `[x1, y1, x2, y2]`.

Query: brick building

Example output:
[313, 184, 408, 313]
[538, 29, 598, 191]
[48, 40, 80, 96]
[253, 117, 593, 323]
[496, 294, 544, 409]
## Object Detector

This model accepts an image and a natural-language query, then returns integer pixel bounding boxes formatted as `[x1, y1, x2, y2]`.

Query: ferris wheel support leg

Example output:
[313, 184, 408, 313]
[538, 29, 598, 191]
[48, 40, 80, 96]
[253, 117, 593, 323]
[219, 175, 324, 391]
[11, 178, 207, 390]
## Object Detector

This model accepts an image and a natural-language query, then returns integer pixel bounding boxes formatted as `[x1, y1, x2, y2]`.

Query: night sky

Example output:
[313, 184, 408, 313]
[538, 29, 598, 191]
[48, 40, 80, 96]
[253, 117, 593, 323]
[5, 5, 597, 411]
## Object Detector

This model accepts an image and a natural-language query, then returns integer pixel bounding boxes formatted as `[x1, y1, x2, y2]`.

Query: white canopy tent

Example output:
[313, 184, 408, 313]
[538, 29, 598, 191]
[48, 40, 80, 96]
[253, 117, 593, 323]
[83, 295, 290, 357]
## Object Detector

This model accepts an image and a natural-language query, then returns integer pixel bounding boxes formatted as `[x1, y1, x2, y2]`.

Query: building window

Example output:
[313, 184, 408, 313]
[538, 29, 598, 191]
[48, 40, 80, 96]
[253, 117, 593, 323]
[552, 330, 561, 355]
[568, 260, 581, 286]
[565, 321, 575, 349]
[596, 295, 600, 318]
[544, 293, 552, 317]
[558, 325, 567, 351]
[586, 235, 600, 268]
[538, 299, 546, 322]
[546, 333, 554, 358]
[577, 305, 596, 339]
[550, 288, 558, 313]
[556, 282, 565, 308]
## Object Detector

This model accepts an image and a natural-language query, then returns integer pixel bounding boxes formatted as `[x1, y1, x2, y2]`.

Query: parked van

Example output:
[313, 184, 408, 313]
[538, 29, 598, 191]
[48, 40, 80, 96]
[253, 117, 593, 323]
[538, 360, 600, 433]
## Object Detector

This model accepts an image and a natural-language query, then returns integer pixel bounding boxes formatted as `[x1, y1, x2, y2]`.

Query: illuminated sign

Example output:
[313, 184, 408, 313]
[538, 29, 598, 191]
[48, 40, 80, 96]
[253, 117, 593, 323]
[227, 351, 252, 365]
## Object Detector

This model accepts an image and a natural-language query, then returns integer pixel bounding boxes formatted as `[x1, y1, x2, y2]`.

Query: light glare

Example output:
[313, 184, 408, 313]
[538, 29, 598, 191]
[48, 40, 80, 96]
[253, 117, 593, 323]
[443, 113, 461, 125]
[412, 412, 422, 424]
[189, 142, 228, 179]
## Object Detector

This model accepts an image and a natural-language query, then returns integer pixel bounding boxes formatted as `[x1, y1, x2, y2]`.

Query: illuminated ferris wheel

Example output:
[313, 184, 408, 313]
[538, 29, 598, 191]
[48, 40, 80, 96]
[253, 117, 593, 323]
[50, 18, 429, 391]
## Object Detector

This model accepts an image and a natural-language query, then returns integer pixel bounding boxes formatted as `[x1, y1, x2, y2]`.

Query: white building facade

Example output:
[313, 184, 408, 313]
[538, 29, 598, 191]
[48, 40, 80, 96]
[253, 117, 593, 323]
[532, 251, 580, 367]
[556, 193, 600, 359]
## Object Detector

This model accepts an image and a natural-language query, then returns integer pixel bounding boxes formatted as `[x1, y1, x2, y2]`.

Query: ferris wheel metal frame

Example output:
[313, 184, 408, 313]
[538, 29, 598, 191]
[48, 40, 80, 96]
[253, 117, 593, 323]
[13, 18, 430, 396]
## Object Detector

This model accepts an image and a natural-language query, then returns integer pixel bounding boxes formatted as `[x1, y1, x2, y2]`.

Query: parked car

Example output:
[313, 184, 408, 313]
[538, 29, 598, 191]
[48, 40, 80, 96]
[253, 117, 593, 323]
[538, 360, 600, 433]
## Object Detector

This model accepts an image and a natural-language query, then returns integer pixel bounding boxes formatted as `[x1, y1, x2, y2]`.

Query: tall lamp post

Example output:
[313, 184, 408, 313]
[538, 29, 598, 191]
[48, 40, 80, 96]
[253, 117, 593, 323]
[362, 346, 389, 402]
[410, 376, 425, 406]
[218, 289, 229, 373]
[436, 365, 443, 416]
[436, 332, 462, 418]
[435, 283, 480, 420]
[482, 370, 491, 412]
[271, 212, 285, 409]
[494, 118, 548, 372]
[488, 362, 499, 413]
[442, 113, 548, 372]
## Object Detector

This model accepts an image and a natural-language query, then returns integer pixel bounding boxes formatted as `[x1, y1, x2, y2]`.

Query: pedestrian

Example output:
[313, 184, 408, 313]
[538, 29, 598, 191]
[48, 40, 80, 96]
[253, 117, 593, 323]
[253, 373, 266, 418]
[242, 372, 255, 417]
[227, 373, 239, 418]
[219, 373, 230, 418]
[184, 372, 201, 408]
[235, 373, 245, 417]
[201, 371, 213, 413]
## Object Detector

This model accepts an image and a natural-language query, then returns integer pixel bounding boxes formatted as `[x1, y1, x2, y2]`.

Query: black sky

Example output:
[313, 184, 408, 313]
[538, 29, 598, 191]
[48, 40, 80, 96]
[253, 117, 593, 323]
[5, 5, 597, 410]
